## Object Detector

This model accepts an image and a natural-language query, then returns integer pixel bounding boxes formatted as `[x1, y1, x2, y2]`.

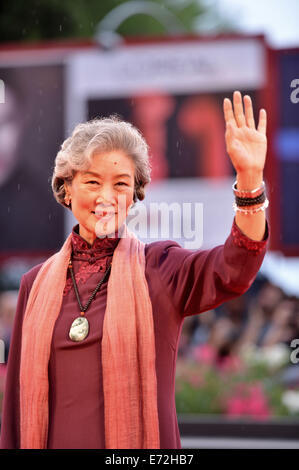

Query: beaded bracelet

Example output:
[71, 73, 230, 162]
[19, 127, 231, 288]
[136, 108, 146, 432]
[235, 192, 266, 207]
[232, 180, 265, 198]
[233, 198, 269, 214]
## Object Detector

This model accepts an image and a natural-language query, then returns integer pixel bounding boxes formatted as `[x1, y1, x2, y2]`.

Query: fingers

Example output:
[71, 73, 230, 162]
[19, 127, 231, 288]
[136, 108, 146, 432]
[257, 108, 267, 135]
[244, 95, 256, 129]
[233, 91, 246, 127]
[223, 97, 237, 129]
[223, 91, 266, 134]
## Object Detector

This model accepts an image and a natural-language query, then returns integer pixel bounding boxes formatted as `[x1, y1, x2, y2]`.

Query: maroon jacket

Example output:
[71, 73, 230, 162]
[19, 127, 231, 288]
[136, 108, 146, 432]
[0, 219, 269, 449]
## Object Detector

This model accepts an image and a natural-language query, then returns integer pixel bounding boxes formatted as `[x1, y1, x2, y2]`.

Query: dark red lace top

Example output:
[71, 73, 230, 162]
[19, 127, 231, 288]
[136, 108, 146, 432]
[63, 226, 121, 296]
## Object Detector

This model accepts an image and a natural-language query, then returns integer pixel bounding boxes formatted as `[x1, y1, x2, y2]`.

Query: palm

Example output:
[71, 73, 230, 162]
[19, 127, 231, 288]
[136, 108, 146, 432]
[223, 92, 267, 174]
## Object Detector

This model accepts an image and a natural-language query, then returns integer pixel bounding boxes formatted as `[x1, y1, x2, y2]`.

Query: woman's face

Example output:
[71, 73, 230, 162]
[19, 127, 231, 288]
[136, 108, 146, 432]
[65, 150, 135, 245]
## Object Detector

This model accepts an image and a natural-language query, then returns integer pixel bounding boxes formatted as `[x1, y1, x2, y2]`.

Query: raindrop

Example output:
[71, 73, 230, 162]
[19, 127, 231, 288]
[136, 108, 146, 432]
[59, 24, 62, 32]
[7, 206, 10, 213]
[17, 183, 21, 192]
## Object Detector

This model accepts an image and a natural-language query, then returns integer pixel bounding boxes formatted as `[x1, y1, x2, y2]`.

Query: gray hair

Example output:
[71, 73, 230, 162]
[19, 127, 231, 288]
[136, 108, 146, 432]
[51, 115, 151, 210]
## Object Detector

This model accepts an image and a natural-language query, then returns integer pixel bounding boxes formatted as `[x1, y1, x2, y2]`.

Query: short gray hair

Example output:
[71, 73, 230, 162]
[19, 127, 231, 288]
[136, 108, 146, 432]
[51, 115, 151, 210]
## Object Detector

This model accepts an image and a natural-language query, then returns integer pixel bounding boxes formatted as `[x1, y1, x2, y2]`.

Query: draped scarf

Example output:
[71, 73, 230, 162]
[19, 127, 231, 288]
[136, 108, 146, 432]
[19, 223, 160, 449]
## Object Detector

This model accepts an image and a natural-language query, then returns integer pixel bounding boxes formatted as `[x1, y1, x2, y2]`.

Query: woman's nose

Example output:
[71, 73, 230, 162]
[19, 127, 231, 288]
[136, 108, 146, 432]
[96, 185, 116, 204]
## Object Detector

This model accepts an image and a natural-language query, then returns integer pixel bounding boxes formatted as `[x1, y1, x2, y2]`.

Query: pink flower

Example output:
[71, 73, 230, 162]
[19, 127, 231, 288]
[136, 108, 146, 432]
[246, 384, 271, 419]
[0, 364, 7, 393]
[0, 364, 6, 378]
[193, 344, 216, 366]
[217, 355, 243, 374]
[225, 382, 272, 419]
[226, 396, 246, 415]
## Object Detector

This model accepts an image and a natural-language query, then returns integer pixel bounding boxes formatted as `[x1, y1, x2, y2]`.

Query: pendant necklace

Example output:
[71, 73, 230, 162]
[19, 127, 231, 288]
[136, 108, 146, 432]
[68, 256, 112, 342]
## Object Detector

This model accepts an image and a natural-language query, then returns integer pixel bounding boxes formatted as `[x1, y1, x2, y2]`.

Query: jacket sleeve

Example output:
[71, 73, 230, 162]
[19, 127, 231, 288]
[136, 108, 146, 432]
[0, 274, 29, 449]
[156, 218, 269, 317]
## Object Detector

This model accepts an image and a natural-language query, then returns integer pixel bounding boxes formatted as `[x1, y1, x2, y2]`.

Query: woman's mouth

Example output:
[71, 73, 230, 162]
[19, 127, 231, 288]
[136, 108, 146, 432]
[92, 211, 116, 220]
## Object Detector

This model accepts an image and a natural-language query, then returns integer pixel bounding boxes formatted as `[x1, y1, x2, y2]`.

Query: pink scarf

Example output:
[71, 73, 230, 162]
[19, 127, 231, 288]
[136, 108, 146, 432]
[19, 223, 160, 449]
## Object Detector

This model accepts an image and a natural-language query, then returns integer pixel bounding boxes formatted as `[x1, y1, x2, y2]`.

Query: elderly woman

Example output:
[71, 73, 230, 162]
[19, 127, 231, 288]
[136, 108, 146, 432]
[0, 91, 269, 449]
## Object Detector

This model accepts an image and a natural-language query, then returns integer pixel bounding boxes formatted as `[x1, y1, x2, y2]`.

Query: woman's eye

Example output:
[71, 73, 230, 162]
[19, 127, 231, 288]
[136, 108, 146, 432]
[85, 181, 127, 186]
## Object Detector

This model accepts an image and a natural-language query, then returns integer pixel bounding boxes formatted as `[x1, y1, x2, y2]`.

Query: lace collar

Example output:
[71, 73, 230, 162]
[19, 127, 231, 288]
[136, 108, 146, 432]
[71, 224, 121, 256]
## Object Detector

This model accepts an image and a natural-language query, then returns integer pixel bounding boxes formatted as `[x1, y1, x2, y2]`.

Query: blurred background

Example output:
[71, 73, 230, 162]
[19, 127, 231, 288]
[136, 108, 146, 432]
[0, 0, 299, 448]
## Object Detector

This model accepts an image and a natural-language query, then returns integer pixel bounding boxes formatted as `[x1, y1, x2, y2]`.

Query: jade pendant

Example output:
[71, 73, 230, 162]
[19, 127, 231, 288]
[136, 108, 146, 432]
[69, 316, 89, 342]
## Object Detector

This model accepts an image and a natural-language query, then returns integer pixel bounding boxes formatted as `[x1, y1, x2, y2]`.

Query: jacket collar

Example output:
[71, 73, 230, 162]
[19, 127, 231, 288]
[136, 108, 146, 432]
[71, 224, 121, 255]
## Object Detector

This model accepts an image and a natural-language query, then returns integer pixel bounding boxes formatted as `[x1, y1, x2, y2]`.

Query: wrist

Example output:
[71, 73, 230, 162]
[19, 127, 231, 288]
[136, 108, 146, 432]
[236, 171, 263, 191]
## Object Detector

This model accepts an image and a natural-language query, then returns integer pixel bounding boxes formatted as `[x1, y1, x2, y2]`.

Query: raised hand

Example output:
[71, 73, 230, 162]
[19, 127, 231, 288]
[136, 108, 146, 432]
[223, 91, 267, 175]
[223, 91, 267, 242]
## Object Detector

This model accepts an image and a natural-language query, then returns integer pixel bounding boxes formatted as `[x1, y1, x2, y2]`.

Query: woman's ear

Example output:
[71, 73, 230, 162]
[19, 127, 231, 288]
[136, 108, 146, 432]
[64, 182, 72, 206]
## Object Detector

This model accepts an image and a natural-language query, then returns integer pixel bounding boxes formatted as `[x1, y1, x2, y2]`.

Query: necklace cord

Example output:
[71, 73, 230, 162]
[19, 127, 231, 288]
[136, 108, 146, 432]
[68, 257, 112, 313]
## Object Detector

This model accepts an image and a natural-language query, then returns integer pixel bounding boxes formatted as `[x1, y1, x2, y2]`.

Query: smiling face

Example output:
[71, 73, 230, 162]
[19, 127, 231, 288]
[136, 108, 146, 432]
[65, 150, 135, 245]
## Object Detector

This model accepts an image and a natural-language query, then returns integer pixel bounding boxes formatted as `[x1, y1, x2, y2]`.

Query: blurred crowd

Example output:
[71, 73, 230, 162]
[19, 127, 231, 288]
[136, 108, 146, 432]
[178, 274, 299, 381]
